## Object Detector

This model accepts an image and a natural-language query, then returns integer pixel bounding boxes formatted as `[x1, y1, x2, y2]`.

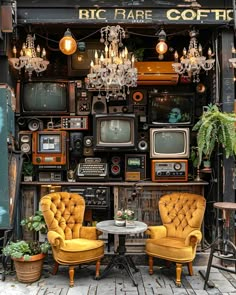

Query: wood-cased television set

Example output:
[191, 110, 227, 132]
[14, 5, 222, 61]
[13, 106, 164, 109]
[16, 80, 76, 115]
[32, 130, 67, 165]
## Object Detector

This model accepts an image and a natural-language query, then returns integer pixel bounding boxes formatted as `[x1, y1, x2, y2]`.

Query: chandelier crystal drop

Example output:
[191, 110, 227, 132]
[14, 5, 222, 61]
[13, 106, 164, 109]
[9, 34, 49, 80]
[172, 29, 215, 83]
[87, 25, 137, 100]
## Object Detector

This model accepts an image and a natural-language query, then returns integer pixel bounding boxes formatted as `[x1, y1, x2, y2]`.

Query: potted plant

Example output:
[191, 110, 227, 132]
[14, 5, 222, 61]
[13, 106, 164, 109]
[2, 240, 50, 283]
[2, 212, 50, 283]
[21, 210, 47, 242]
[21, 210, 47, 234]
[192, 104, 236, 167]
[22, 160, 34, 182]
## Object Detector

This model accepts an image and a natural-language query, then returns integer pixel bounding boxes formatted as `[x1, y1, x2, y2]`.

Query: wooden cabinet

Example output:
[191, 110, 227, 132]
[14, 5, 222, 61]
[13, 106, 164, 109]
[113, 182, 207, 253]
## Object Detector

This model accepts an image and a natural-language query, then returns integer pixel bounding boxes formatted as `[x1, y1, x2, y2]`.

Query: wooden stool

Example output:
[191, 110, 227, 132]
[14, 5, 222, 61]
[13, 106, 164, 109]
[204, 202, 236, 290]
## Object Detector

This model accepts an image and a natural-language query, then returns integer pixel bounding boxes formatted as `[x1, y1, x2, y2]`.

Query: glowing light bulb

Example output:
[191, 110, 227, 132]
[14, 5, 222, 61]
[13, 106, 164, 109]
[59, 28, 77, 55]
[156, 41, 168, 55]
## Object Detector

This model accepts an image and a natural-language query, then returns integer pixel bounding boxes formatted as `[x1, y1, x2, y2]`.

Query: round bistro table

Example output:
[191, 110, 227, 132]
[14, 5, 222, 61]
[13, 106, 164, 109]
[96, 220, 147, 286]
[204, 202, 236, 290]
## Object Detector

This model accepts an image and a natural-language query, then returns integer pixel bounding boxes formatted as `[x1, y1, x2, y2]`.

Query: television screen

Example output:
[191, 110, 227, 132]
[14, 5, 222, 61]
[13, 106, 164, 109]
[127, 157, 141, 168]
[38, 133, 61, 153]
[150, 128, 190, 158]
[93, 114, 137, 151]
[149, 92, 194, 125]
[16, 80, 76, 115]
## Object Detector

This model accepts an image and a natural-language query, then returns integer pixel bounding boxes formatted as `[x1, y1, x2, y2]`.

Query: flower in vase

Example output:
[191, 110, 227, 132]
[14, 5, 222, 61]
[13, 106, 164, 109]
[114, 209, 134, 220]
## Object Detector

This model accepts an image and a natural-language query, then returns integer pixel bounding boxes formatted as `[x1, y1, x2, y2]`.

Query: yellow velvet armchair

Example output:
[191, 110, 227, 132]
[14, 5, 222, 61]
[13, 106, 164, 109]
[40, 192, 104, 287]
[145, 192, 206, 286]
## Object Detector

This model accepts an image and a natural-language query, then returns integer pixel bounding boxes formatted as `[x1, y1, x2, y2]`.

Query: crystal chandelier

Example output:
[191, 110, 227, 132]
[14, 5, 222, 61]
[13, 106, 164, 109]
[172, 29, 215, 83]
[9, 34, 49, 80]
[87, 25, 137, 100]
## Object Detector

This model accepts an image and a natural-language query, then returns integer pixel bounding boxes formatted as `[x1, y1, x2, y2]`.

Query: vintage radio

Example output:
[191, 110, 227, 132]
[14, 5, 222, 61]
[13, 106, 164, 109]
[125, 154, 146, 181]
[32, 131, 67, 165]
[61, 116, 88, 130]
[64, 186, 110, 209]
[151, 159, 188, 182]
[38, 171, 63, 182]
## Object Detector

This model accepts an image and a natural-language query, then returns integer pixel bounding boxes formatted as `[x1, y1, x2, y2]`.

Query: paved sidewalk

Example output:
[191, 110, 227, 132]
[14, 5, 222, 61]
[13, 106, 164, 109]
[1, 261, 236, 295]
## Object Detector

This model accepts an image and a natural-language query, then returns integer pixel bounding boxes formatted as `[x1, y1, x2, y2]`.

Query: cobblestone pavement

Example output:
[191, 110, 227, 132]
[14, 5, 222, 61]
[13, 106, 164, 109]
[1, 262, 236, 295]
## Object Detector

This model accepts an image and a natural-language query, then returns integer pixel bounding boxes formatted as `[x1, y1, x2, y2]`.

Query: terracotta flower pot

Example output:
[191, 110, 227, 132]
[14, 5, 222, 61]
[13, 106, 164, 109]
[13, 253, 45, 283]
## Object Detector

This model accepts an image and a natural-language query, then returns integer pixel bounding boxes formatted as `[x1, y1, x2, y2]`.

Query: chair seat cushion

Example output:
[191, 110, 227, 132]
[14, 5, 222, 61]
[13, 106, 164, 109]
[145, 237, 194, 263]
[54, 238, 104, 265]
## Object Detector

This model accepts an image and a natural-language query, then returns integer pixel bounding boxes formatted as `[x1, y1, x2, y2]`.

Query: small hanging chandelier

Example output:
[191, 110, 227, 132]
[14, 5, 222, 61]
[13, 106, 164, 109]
[8, 34, 49, 80]
[172, 29, 215, 83]
[86, 25, 137, 100]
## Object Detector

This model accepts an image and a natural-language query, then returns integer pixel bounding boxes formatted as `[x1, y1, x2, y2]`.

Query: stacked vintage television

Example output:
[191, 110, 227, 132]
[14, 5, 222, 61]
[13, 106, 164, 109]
[16, 80, 193, 183]
[148, 91, 193, 182]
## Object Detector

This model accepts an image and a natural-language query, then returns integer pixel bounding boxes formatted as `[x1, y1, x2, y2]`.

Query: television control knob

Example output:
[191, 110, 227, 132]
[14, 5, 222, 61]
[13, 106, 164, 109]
[122, 106, 128, 113]
[36, 157, 41, 163]
[166, 172, 170, 176]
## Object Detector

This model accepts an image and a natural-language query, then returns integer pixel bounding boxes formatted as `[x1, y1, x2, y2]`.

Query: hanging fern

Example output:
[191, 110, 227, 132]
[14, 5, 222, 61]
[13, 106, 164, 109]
[192, 104, 236, 167]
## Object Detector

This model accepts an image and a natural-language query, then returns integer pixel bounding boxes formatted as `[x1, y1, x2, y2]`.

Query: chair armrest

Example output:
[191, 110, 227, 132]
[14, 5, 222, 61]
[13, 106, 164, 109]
[47, 231, 65, 247]
[184, 230, 202, 247]
[145, 225, 167, 239]
[80, 226, 100, 240]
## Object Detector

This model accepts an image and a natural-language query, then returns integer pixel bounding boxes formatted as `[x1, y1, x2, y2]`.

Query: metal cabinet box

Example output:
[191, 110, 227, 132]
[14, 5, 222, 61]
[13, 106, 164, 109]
[0, 84, 16, 229]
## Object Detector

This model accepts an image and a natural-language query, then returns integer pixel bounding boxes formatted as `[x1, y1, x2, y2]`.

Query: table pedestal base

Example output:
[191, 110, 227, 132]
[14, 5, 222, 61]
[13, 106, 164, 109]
[96, 234, 139, 286]
[203, 238, 236, 290]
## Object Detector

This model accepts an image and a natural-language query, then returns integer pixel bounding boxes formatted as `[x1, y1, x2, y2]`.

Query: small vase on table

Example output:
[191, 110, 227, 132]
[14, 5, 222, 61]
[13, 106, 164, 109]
[114, 219, 126, 227]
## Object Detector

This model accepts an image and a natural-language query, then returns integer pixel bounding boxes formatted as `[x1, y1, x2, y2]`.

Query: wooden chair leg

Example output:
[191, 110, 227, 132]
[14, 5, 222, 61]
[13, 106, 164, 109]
[95, 259, 100, 278]
[69, 266, 75, 287]
[52, 262, 59, 275]
[187, 261, 193, 276]
[176, 263, 182, 287]
[149, 256, 154, 275]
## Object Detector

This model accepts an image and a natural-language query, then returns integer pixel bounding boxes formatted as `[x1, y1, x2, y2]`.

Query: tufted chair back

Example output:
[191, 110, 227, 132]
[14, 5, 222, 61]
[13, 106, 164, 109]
[41, 192, 85, 240]
[40, 192, 104, 287]
[159, 192, 205, 239]
[145, 192, 206, 287]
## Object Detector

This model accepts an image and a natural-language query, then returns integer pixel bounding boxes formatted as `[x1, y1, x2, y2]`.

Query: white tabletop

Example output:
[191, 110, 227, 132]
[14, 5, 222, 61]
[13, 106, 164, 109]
[96, 220, 147, 235]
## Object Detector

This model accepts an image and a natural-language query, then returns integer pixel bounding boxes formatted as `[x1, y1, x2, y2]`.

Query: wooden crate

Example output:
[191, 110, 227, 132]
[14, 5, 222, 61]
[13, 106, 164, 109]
[21, 186, 37, 241]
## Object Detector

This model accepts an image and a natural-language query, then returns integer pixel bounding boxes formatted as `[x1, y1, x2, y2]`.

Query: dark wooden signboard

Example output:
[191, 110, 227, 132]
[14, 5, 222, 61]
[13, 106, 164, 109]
[17, 1, 232, 9]
[17, 0, 233, 25]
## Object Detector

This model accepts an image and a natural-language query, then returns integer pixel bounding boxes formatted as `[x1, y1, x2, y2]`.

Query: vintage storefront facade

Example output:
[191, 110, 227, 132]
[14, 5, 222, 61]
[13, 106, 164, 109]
[0, 0, 235, 252]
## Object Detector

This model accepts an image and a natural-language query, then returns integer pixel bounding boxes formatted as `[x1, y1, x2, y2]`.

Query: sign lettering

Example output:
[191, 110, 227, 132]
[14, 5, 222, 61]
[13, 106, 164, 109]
[167, 9, 233, 21]
[76, 8, 233, 23]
